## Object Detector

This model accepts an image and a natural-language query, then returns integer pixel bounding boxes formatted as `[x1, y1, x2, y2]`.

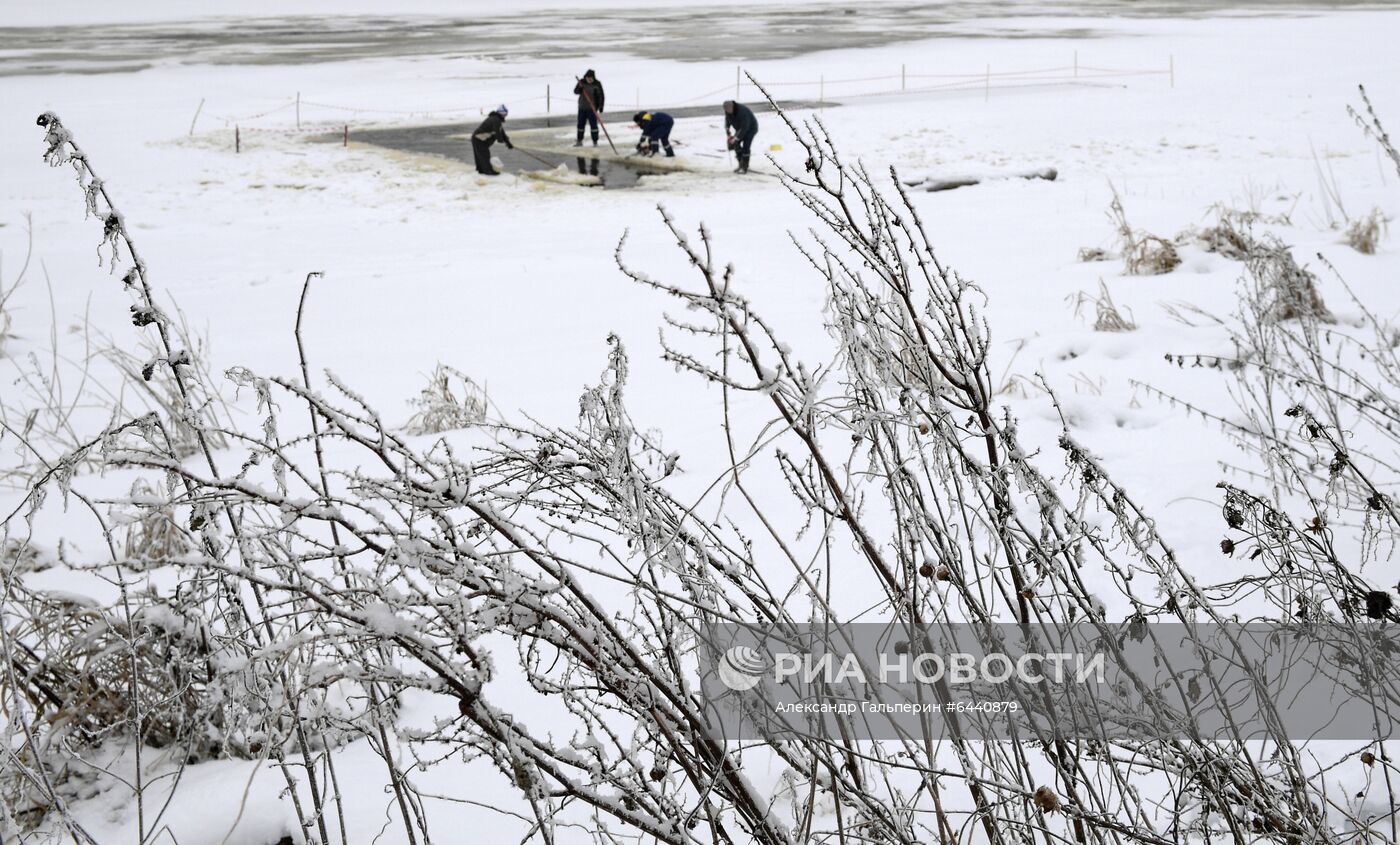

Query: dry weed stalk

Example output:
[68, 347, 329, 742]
[1345, 207, 1388, 254]
[1350, 84, 1400, 178]
[0, 218, 28, 358]
[403, 363, 488, 435]
[1069, 280, 1137, 331]
[1109, 186, 1180, 275]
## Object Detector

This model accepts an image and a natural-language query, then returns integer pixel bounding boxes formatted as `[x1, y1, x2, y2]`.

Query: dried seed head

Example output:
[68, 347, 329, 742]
[1361, 751, 1376, 766]
[936, 566, 952, 582]
[1033, 785, 1060, 813]
[918, 563, 935, 578]
[1220, 538, 1235, 555]
[918, 421, 930, 435]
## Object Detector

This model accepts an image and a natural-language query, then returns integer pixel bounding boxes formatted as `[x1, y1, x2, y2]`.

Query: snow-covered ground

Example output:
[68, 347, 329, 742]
[3, 3, 1399, 841]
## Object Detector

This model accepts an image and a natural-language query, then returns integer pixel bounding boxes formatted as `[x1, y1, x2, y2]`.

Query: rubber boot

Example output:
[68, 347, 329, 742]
[574, 131, 583, 147]
[592, 133, 599, 146]
[663, 142, 675, 158]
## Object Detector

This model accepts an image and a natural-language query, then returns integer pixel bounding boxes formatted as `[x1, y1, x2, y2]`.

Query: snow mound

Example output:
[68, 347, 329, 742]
[522, 163, 603, 187]
[905, 166, 1058, 192]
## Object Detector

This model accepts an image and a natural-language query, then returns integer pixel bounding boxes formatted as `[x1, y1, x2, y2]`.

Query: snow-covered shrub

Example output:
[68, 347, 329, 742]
[1345, 207, 1388, 254]
[1248, 235, 1332, 322]
[1108, 187, 1181, 275]
[119, 479, 194, 565]
[1147, 95, 1400, 613]
[1, 539, 51, 574]
[1146, 257, 1400, 634]
[4, 114, 380, 845]
[404, 363, 488, 434]
[1, 590, 211, 750]
[1185, 205, 1260, 260]
[8, 105, 1397, 845]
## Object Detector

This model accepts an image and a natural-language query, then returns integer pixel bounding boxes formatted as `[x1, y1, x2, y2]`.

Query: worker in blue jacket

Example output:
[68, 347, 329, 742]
[632, 111, 675, 157]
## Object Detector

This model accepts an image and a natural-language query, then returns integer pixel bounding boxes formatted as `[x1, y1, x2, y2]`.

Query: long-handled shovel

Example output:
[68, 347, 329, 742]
[515, 147, 560, 169]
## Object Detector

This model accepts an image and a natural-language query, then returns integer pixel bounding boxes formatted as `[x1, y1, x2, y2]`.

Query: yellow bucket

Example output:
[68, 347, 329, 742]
[769, 143, 782, 151]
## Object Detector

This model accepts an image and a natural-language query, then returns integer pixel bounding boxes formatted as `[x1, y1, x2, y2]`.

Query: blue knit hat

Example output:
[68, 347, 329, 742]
[495, 104, 509, 115]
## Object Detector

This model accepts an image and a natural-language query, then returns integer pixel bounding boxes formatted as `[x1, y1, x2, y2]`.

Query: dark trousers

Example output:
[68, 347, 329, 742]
[576, 108, 599, 142]
[471, 137, 496, 174]
[733, 129, 756, 159]
[734, 129, 757, 165]
[644, 125, 673, 155]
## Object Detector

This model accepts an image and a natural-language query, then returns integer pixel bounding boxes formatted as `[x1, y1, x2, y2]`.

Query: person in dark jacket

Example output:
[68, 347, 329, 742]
[632, 111, 675, 157]
[724, 100, 759, 174]
[471, 105, 513, 175]
[573, 70, 605, 147]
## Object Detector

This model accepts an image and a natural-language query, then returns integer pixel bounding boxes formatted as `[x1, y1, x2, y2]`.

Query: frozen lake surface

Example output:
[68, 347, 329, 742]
[1, 1, 1388, 75]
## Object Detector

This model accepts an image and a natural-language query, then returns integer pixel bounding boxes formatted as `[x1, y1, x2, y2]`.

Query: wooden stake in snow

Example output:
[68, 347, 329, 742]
[296, 91, 301, 129]
[235, 125, 240, 153]
[1169, 55, 1175, 88]
[189, 98, 204, 137]
[985, 65, 991, 101]
[343, 124, 348, 147]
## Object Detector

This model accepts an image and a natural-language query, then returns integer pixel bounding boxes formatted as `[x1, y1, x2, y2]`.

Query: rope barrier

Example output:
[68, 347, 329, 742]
[207, 100, 295, 124]
[671, 83, 740, 105]
[238, 125, 344, 135]
[208, 55, 1175, 132]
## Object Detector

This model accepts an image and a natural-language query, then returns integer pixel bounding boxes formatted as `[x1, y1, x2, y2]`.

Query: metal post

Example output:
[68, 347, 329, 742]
[984, 65, 990, 101]
[235, 125, 240, 153]
[343, 124, 348, 147]
[736, 65, 741, 100]
[296, 92, 301, 129]
[1074, 50, 1078, 79]
[546, 84, 551, 127]
[901, 64, 906, 90]
[1169, 54, 1175, 88]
